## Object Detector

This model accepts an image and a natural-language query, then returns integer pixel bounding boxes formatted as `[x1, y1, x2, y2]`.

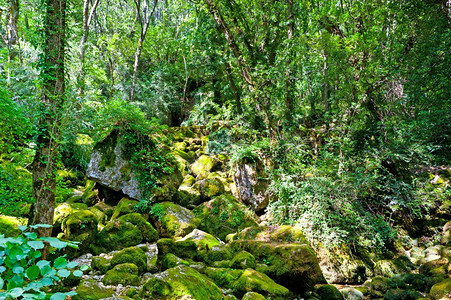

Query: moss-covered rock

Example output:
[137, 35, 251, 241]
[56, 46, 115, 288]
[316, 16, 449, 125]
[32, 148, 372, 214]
[177, 229, 220, 251]
[383, 289, 424, 300]
[89, 206, 107, 225]
[429, 277, 451, 300]
[139, 265, 222, 299]
[316, 284, 344, 300]
[231, 225, 308, 244]
[442, 221, 451, 246]
[119, 213, 159, 242]
[93, 213, 156, 253]
[73, 279, 114, 300]
[93, 201, 114, 218]
[152, 202, 200, 238]
[162, 253, 190, 269]
[53, 203, 88, 231]
[111, 246, 148, 273]
[111, 197, 139, 220]
[230, 251, 256, 270]
[180, 175, 196, 188]
[157, 238, 198, 261]
[0, 215, 26, 237]
[204, 267, 243, 288]
[231, 268, 292, 299]
[204, 246, 233, 265]
[194, 194, 258, 241]
[81, 179, 99, 206]
[195, 177, 225, 199]
[102, 263, 140, 286]
[229, 240, 325, 293]
[191, 155, 216, 179]
[242, 292, 267, 300]
[173, 188, 201, 208]
[374, 257, 413, 278]
[420, 257, 449, 276]
[62, 209, 98, 238]
[91, 256, 111, 274]
[364, 276, 390, 298]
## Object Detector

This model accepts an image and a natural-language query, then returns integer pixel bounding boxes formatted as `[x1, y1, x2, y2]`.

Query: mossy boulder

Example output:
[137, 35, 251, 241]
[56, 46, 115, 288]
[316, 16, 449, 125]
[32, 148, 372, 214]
[231, 268, 292, 299]
[242, 292, 266, 300]
[383, 289, 423, 300]
[230, 225, 308, 244]
[157, 238, 198, 261]
[53, 203, 88, 231]
[174, 188, 201, 208]
[420, 257, 449, 276]
[191, 155, 216, 179]
[339, 287, 364, 300]
[364, 276, 389, 298]
[204, 246, 233, 265]
[111, 197, 138, 220]
[229, 240, 325, 293]
[91, 256, 111, 274]
[194, 194, 258, 241]
[102, 263, 140, 286]
[194, 177, 225, 200]
[230, 251, 256, 270]
[205, 267, 244, 288]
[442, 221, 451, 246]
[316, 284, 344, 300]
[177, 229, 220, 251]
[152, 202, 200, 238]
[0, 215, 26, 237]
[162, 253, 190, 269]
[180, 174, 196, 188]
[429, 277, 451, 299]
[89, 206, 107, 225]
[93, 213, 157, 253]
[73, 279, 114, 300]
[139, 265, 222, 299]
[111, 246, 147, 274]
[93, 201, 114, 218]
[62, 209, 98, 238]
[81, 179, 99, 206]
[374, 257, 413, 277]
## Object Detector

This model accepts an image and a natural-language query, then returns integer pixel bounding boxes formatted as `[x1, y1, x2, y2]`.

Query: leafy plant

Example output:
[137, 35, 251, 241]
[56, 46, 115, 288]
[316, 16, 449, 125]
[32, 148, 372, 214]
[0, 224, 88, 300]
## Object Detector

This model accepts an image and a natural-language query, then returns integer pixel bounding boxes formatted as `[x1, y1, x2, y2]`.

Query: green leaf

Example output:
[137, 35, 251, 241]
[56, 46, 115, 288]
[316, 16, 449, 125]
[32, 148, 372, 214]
[0, 278, 4, 289]
[27, 240, 45, 250]
[67, 261, 78, 269]
[40, 237, 68, 249]
[39, 277, 54, 287]
[30, 224, 52, 229]
[23, 232, 38, 239]
[12, 265, 24, 274]
[26, 265, 40, 280]
[50, 291, 76, 300]
[80, 265, 89, 271]
[18, 225, 27, 231]
[72, 270, 83, 277]
[8, 287, 23, 298]
[57, 269, 70, 278]
[54, 257, 67, 269]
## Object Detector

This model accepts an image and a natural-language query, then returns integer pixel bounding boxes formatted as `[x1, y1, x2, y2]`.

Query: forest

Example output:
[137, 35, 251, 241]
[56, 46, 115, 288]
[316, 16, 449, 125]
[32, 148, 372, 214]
[0, 0, 450, 299]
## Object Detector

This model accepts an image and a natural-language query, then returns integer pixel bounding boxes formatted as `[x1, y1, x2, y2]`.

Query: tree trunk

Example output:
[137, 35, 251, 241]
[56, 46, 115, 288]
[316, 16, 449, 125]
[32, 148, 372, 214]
[30, 0, 66, 259]
[7, 0, 19, 84]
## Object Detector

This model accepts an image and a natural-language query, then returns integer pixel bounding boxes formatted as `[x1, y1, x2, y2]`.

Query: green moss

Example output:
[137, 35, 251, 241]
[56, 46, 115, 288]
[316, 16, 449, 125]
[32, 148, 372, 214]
[62, 210, 98, 239]
[316, 284, 344, 300]
[205, 267, 244, 288]
[91, 256, 111, 274]
[178, 229, 221, 251]
[119, 213, 159, 242]
[180, 175, 196, 188]
[140, 265, 222, 299]
[96, 131, 118, 172]
[111, 197, 139, 220]
[93, 218, 143, 253]
[365, 276, 389, 298]
[102, 263, 140, 286]
[231, 268, 292, 299]
[93, 202, 114, 217]
[89, 206, 107, 225]
[111, 246, 148, 274]
[73, 279, 114, 300]
[191, 155, 216, 179]
[0, 215, 26, 237]
[157, 238, 198, 261]
[429, 278, 451, 300]
[383, 289, 423, 300]
[242, 292, 266, 300]
[229, 251, 256, 269]
[199, 177, 224, 199]
[82, 179, 98, 206]
[162, 253, 190, 269]
[204, 247, 233, 265]
[154, 202, 200, 238]
[194, 194, 258, 240]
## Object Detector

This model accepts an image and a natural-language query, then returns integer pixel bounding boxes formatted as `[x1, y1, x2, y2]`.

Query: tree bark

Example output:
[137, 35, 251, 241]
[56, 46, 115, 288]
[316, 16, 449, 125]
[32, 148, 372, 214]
[30, 0, 66, 259]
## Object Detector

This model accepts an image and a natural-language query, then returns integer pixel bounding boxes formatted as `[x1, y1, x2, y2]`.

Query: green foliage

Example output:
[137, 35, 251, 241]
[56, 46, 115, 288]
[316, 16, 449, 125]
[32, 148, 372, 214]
[207, 128, 231, 154]
[0, 225, 88, 299]
[147, 203, 165, 221]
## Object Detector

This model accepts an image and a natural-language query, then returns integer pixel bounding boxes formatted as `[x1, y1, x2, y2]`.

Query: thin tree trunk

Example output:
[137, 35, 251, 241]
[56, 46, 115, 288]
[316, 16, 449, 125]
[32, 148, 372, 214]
[78, 0, 100, 95]
[7, 0, 19, 84]
[30, 0, 66, 259]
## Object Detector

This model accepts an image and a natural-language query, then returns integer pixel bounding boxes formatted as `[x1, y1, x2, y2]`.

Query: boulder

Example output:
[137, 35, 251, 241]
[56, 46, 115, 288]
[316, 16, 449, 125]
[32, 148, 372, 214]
[374, 257, 413, 277]
[229, 239, 325, 293]
[429, 277, 451, 300]
[205, 267, 244, 289]
[73, 279, 114, 300]
[339, 287, 364, 300]
[229, 251, 256, 270]
[442, 221, 451, 246]
[162, 253, 190, 269]
[231, 268, 292, 299]
[152, 202, 200, 238]
[191, 155, 216, 179]
[194, 194, 258, 241]
[102, 263, 140, 286]
[194, 177, 225, 200]
[139, 265, 222, 299]
[233, 161, 270, 212]
[176, 229, 221, 251]
[61, 210, 98, 247]
[242, 292, 266, 300]
[91, 256, 111, 274]
[111, 197, 138, 220]
[0, 215, 27, 237]
[364, 276, 389, 298]
[111, 246, 148, 274]
[316, 284, 344, 300]
[157, 238, 198, 261]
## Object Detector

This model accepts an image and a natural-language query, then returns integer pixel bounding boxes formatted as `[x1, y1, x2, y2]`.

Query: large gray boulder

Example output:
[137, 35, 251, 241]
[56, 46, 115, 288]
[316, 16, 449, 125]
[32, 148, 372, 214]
[233, 161, 271, 212]
[86, 129, 182, 202]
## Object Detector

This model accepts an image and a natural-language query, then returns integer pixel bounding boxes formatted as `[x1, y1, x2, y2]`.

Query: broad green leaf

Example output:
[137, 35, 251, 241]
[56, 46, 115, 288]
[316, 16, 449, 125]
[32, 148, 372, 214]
[30, 224, 52, 229]
[18, 225, 27, 231]
[80, 265, 89, 271]
[72, 270, 83, 277]
[57, 269, 71, 278]
[8, 287, 23, 298]
[37, 260, 50, 269]
[39, 277, 54, 287]
[0, 266, 6, 273]
[26, 265, 40, 280]
[27, 240, 45, 250]
[67, 261, 78, 269]
[54, 257, 68, 269]
[40, 237, 68, 249]
[0, 278, 4, 289]
[12, 264, 24, 274]
[23, 232, 38, 239]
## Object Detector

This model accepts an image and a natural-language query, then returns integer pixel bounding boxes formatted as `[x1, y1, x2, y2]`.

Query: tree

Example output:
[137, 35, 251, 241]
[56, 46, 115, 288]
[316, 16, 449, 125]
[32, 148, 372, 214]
[29, 0, 66, 258]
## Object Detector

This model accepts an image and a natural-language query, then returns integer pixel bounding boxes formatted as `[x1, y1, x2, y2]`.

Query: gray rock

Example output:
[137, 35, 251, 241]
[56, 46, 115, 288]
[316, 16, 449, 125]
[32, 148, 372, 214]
[233, 162, 271, 211]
